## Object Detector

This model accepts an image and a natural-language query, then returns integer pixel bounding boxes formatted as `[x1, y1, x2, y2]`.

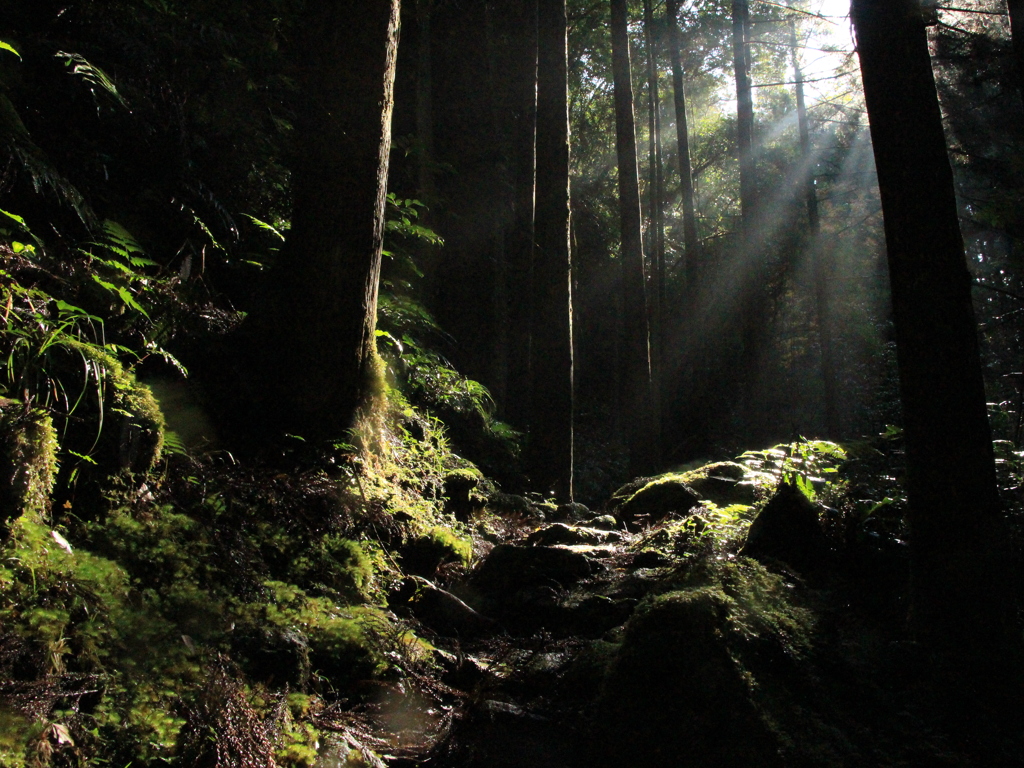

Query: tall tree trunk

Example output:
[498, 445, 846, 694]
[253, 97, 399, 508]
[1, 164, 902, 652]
[643, 0, 665, 464]
[732, 0, 755, 229]
[416, 0, 436, 209]
[529, 0, 574, 499]
[254, 0, 400, 441]
[1007, 0, 1024, 104]
[611, 0, 656, 478]
[852, 0, 1015, 647]
[504, 0, 539, 430]
[666, 0, 699, 287]
[789, 18, 838, 437]
[733, 0, 761, 412]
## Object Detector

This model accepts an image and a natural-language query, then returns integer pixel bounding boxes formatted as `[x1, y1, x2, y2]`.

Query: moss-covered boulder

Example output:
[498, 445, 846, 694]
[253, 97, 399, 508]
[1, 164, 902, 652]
[593, 588, 782, 768]
[677, 461, 758, 506]
[742, 481, 828, 573]
[609, 475, 701, 530]
[0, 407, 58, 533]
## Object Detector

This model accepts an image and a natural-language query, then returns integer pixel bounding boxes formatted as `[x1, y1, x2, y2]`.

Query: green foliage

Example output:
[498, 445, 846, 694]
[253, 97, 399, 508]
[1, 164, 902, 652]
[0, 408, 58, 525]
[738, 439, 847, 502]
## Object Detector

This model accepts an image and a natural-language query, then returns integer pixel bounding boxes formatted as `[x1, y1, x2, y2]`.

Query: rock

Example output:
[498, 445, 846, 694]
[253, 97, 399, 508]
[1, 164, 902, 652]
[589, 514, 619, 530]
[741, 481, 828, 572]
[612, 476, 701, 530]
[406, 578, 497, 638]
[593, 588, 782, 768]
[554, 501, 591, 522]
[681, 461, 758, 506]
[231, 625, 311, 688]
[526, 523, 622, 547]
[471, 544, 599, 593]
[630, 550, 672, 569]
[488, 492, 547, 522]
[444, 468, 483, 521]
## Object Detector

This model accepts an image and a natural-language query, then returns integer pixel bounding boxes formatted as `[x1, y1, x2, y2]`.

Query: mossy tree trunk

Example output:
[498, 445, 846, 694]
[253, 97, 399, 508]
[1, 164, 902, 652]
[611, 0, 656, 479]
[528, 0, 574, 499]
[852, 0, 1016, 647]
[254, 0, 401, 441]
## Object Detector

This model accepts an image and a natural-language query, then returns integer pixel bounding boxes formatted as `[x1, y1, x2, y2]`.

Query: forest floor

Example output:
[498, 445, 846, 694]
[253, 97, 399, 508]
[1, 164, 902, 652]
[1, 406, 1023, 768]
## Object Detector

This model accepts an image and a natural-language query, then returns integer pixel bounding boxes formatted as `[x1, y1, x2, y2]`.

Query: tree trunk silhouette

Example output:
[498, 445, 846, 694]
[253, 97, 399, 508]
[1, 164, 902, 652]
[529, 0, 574, 499]
[1008, 0, 1024, 105]
[611, 0, 656, 478]
[253, 0, 400, 441]
[503, 0, 539, 430]
[853, 0, 1015, 647]
[643, 0, 665, 464]
[666, 0, 699, 286]
[789, 18, 837, 437]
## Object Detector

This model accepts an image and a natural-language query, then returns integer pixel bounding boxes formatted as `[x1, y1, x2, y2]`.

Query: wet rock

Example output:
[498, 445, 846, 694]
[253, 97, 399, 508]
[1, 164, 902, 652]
[232, 625, 310, 688]
[742, 481, 828, 573]
[612, 477, 701, 531]
[593, 588, 782, 768]
[526, 523, 622, 547]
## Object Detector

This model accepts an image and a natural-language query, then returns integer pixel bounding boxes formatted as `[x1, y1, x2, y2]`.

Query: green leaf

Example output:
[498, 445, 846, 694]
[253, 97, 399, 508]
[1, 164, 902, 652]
[0, 42, 21, 59]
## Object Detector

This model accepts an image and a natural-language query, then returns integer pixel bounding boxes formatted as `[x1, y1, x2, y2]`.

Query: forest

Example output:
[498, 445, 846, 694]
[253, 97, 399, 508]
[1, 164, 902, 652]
[1, 0, 1023, 765]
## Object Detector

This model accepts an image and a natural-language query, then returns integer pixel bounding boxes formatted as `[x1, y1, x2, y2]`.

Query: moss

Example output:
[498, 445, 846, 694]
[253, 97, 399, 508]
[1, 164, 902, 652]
[0, 408, 58, 531]
[401, 526, 473, 577]
[62, 339, 165, 476]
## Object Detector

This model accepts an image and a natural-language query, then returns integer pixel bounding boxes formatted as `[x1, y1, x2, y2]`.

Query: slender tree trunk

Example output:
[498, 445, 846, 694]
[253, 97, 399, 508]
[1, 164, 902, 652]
[504, 0, 539, 429]
[789, 18, 838, 437]
[1008, 0, 1024, 104]
[733, 0, 761, 413]
[254, 0, 400, 441]
[666, 0, 699, 287]
[643, 0, 665, 464]
[416, 0, 436, 209]
[732, 0, 755, 229]
[852, 0, 1015, 647]
[611, 0, 656, 478]
[529, 0, 574, 499]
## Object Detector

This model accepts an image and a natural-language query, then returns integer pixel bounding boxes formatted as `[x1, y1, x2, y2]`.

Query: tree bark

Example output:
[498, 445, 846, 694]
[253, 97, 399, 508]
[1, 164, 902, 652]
[732, 0, 755, 229]
[529, 0, 574, 499]
[852, 0, 1015, 646]
[256, 0, 400, 441]
[643, 0, 665, 464]
[789, 18, 837, 437]
[666, 0, 699, 287]
[1007, 0, 1024, 105]
[504, 0, 539, 430]
[611, 0, 656, 478]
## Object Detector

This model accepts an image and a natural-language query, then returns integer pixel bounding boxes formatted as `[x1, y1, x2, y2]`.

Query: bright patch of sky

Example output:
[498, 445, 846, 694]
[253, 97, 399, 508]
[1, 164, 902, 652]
[800, 0, 856, 103]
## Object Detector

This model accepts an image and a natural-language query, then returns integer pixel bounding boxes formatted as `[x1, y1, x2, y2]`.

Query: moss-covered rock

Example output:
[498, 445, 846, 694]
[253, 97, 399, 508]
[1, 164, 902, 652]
[401, 526, 472, 577]
[742, 481, 828, 573]
[0, 407, 58, 532]
[677, 461, 758, 506]
[609, 475, 701, 530]
[593, 588, 782, 768]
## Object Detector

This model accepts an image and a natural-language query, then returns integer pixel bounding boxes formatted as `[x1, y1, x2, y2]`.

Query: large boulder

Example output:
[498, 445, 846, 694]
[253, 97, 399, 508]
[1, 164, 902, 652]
[741, 481, 828, 573]
[471, 544, 599, 593]
[678, 461, 758, 507]
[609, 475, 701, 530]
[593, 588, 782, 768]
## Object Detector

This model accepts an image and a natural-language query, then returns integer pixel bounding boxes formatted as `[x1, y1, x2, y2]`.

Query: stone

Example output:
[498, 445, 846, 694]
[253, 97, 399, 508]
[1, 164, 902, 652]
[612, 477, 701, 531]
[403, 577, 497, 638]
[741, 481, 828, 573]
[526, 523, 622, 547]
[471, 544, 599, 593]
[593, 588, 782, 768]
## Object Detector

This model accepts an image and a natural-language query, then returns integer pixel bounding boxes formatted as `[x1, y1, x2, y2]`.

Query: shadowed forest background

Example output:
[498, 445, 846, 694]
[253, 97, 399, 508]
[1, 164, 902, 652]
[1, 0, 1024, 766]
